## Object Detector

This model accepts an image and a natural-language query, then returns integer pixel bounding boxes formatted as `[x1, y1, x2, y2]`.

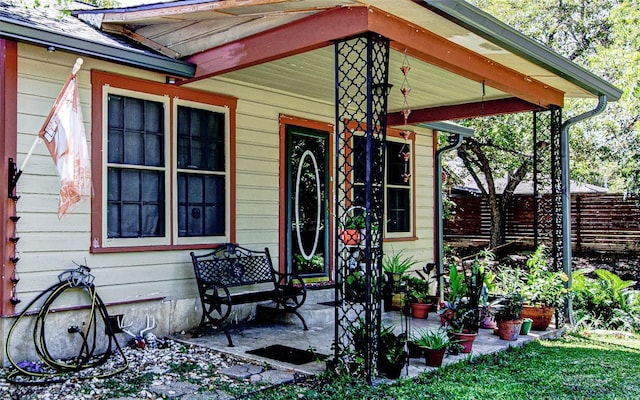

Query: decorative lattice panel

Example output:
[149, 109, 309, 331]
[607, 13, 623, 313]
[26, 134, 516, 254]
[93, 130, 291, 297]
[334, 33, 390, 382]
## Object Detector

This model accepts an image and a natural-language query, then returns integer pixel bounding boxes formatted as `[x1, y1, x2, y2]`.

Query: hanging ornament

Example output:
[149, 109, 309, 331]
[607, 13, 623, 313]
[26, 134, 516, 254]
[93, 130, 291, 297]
[399, 51, 412, 183]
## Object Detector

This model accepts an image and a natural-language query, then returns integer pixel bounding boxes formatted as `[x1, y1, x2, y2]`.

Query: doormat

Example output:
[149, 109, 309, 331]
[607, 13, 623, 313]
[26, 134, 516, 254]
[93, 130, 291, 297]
[246, 344, 328, 365]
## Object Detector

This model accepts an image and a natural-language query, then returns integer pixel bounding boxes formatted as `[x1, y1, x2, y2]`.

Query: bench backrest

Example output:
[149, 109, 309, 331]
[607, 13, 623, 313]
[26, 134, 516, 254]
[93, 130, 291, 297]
[191, 243, 276, 288]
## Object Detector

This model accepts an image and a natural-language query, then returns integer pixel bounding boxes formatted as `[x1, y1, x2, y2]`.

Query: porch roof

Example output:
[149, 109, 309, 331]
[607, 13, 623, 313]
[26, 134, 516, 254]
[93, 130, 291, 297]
[70, 0, 620, 126]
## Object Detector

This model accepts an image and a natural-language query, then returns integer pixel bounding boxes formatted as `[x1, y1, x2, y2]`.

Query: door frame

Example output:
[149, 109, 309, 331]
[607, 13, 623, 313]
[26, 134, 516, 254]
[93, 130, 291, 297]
[279, 115, 334, 280]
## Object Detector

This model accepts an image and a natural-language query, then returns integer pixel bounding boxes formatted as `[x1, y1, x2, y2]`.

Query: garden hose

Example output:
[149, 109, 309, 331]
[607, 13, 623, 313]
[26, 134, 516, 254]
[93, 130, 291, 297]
[5, 265, 128, 385]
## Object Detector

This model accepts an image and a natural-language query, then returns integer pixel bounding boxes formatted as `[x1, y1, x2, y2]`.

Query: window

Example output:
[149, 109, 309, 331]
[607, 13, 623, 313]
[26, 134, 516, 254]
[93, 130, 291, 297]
[176, 104, 226, 237]
[352, 131, 414, 238]
[385, 140, 411, 234]
[91, 71, 237, 251]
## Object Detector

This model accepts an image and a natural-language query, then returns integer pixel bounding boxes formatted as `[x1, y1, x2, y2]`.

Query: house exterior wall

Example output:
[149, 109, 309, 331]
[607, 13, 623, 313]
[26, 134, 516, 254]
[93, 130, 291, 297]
[1, 43, 435, 364]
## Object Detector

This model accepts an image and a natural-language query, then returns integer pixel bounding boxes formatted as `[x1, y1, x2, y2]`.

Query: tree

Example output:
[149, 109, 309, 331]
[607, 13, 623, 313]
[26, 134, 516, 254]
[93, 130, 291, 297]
[450, 0, 640, 247]
[469, 0, 639, 195]
[454, 114, 534, 247]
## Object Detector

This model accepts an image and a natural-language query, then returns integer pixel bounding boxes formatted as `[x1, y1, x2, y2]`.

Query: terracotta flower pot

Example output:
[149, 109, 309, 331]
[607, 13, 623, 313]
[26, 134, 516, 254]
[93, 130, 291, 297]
[520, 305, 554, 331]
[497, 319, 522, 341]
[451, 330, 477, 353]
[411, 302, 431, 319]
[339, 229, 361, 245]
[423, 347, 446, 367]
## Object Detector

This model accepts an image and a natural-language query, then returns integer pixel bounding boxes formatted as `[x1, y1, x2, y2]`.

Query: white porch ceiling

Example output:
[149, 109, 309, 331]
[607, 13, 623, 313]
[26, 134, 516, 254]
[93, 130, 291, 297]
[81, 0, 604, 117]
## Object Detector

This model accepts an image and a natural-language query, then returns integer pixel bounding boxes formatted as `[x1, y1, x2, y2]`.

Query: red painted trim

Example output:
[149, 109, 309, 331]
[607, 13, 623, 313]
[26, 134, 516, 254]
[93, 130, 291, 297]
[90, 70, 238, 252]
[1, 39, 18, 316]
[90, 243, 224, 254]
[183, 6, 370, 83]
[387, 98, 543, 126]
[184, 6, 563, 107]
[368, 9, 565, 107]
[278, 115, 334, 276]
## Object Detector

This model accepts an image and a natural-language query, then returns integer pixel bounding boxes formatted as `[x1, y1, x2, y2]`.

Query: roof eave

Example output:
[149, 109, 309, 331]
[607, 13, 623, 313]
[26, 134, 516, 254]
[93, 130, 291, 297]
[0, 18, 195, 78]
[420, 121, 474, 137]
[422, 0, 622, 101]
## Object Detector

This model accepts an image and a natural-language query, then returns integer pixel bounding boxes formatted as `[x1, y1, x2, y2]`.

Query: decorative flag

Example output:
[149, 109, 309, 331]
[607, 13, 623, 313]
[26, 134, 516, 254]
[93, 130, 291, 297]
[39, 72, 90, 219]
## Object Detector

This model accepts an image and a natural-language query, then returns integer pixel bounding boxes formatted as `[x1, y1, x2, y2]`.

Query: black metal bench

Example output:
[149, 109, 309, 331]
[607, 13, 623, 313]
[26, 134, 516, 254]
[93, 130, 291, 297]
[190, 243, 308, 346]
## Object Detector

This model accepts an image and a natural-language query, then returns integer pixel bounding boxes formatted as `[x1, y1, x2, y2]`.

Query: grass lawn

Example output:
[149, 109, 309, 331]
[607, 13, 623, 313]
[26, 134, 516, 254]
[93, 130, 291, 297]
[251, 333, 640, 399]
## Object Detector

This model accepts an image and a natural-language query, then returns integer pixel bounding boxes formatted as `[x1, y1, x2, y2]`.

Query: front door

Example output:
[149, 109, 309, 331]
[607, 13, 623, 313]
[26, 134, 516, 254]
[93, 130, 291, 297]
[285, 125, 330, 279]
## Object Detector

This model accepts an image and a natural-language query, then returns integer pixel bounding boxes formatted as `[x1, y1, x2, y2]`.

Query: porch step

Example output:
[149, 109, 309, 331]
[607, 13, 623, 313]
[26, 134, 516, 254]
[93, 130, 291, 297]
[256, 301, 335, 328]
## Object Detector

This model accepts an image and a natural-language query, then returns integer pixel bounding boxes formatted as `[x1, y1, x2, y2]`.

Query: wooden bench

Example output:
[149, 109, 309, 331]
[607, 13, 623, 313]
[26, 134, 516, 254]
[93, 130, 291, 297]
[190, 243, 308, 346]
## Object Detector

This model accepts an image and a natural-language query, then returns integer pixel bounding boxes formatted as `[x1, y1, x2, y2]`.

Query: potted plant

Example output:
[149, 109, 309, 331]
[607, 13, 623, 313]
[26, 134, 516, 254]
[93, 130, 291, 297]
[447, 257, 486, 352]
[339, 213, 366, 245]
[383, 250, 419, 310]
[520, 246, 570, 331]
[438, 265, 467, 326]
[378, 324, 407, 379]
[406, 276, 433, 318]
[495, 293, 524, 341]
[411, 328, 450, 367]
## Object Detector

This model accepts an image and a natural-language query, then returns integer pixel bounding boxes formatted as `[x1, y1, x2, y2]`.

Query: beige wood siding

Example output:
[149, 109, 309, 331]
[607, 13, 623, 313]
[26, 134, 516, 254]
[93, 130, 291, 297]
[12, 43, 435, 312]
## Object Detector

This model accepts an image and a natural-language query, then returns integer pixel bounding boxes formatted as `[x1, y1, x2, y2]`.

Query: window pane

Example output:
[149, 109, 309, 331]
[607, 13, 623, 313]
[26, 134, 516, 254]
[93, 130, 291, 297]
[178, 173, 225, 237]
[121, 170, 141, 202]
[387, 188, 410, 232]
[107, 129, 123, 164]
[108, 95, 124, 129]
[387, 141, 410, 186]
[124, 97, 144, 131]
[177, 106, 224, 171]
[108, 94, 164, 167]
[107, 168, 164, 238]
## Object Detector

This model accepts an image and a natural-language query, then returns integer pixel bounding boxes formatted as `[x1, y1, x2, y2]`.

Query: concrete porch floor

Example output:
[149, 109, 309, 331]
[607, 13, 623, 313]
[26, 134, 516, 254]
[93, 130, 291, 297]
[173, 299, 564, 380]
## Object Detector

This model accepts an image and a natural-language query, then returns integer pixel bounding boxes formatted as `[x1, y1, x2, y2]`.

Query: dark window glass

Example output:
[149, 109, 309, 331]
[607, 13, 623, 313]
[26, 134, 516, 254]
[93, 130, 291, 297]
[177, 106, 225, 171]
[107, 168, 165, 238]
[107, 94, 165, 239]
[177, 173, 225, 237]
[387, 141, 410, 186]
[107, 95, 164, 167]
[387, 187, 410, 233]
[177, 105, 226, 237]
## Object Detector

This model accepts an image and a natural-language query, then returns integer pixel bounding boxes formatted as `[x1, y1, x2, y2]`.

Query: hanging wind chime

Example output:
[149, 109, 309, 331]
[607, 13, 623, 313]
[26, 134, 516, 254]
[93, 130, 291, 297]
[399, 52, 412, 183]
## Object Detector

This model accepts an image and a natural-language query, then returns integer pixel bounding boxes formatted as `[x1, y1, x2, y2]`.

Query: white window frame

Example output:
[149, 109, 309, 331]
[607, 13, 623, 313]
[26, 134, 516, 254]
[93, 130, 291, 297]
[99, 88, 231, 248]
[172, 98, 230, 246]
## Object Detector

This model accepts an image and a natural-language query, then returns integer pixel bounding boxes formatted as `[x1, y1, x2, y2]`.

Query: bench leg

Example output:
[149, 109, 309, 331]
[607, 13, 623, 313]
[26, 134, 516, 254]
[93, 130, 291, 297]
[292, 310, 309, 331]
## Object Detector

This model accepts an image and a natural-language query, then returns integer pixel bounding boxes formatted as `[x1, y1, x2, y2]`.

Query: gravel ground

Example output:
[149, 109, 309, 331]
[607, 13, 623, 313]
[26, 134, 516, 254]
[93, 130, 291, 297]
[0, 338, 276, 399]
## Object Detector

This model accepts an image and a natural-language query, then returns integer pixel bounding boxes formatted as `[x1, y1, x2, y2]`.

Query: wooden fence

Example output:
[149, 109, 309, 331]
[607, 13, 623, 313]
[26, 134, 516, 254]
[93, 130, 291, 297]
[444, 193, 640, 254]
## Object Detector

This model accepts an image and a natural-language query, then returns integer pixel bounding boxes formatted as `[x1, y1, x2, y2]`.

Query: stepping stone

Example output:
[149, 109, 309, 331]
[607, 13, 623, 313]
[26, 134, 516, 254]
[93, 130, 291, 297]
[182, 390, 234, 400]
[219, 363, 265, 379]
[250, 369, 296, 385]
[150, 381, 200, 398]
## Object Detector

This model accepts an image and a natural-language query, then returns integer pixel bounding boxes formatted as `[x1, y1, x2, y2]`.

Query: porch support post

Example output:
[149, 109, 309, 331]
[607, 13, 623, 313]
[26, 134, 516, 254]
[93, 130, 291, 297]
[1, 38, 18, 316]
[334, 33, 390, 383]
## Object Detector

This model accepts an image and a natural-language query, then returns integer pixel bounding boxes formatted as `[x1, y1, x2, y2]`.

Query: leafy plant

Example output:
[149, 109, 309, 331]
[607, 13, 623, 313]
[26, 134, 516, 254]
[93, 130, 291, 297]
[379, 324, 407, 364]
[406, 276, 432, 304]
[342, 213, 366, 230]
[410, 328, 450, 350]
[495, 293, 524, 322]
[573, 269, 640, 333]
[383, 249, 419, 275]
[445, 264, 467, 303]
[522, 246, 571, 308]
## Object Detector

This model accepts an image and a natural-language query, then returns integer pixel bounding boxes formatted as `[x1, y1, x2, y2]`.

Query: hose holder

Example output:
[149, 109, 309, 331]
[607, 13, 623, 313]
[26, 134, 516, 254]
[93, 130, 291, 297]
[57, 265, 94, 288]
